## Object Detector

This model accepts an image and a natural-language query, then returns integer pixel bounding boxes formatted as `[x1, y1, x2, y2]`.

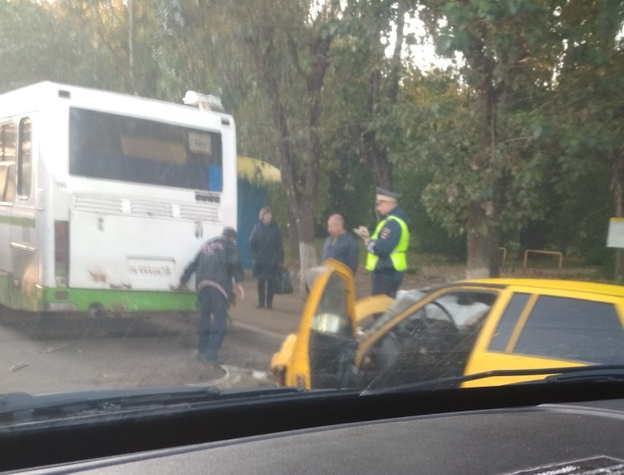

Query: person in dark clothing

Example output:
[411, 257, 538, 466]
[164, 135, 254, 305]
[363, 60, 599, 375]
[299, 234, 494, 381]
[358, 188, 411, 298]
[249, 206, 284, 309]
[322, 214, 359, 274]
[178, 227, 245, 363]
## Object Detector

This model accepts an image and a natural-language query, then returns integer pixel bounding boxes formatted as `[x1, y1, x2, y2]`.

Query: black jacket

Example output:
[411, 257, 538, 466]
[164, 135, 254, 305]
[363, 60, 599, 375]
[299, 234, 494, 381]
[249, 221, 284, 267]
[180, 235, 244, 298]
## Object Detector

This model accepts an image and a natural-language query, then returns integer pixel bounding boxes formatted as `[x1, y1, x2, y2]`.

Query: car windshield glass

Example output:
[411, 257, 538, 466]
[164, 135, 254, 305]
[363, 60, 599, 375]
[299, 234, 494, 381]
[359, 289, 497, 390]
[367, 290, 429, 333]
[1, 1, 624, 426]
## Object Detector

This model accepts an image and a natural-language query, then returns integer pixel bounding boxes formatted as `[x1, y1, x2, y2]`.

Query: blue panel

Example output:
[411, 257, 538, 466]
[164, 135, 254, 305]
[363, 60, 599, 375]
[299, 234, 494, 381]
[209, 165, 223, 191]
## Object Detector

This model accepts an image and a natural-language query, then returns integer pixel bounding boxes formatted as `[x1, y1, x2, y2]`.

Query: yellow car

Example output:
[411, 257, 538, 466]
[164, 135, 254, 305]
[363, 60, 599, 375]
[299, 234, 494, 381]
[272, 259, 624, 390]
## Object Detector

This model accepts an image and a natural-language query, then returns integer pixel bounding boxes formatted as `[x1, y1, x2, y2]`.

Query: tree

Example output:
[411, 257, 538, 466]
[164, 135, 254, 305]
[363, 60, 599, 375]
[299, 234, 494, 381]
[414, 0, 568, 277]
[153, 1, 346, 290]
[0, 0, 161, 95]
[239, 1, 340, 291]
[547, 1, 624, 280]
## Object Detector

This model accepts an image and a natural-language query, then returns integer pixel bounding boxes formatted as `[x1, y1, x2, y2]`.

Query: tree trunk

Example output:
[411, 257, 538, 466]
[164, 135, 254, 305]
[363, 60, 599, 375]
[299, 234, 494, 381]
[286, 206, 300, 264]
[466, 204, 490, 279]
[488, 177, 504, 277]
[612, 157, 624, 283]
[289, 198, 317, 297]
[298, 241, 317, 296]
[465, 49, 500, 279]
[128, 0, 137, 95]
[358, 0, 406, 191]
[360, 70, 392, 189]
[467, 234, 490, 279]
[240, 5, 336, 297]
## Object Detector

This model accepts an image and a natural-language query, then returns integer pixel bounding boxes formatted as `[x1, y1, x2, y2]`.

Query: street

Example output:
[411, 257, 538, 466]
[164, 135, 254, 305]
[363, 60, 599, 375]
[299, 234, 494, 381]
[0, 269, 399, 395]
[0, 276, 307, 395]
[0, 266, 465, 396]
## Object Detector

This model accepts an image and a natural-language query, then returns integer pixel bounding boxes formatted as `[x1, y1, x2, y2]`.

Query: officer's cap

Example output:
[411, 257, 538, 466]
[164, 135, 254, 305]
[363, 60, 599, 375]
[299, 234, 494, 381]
[376, 187, 400, 202]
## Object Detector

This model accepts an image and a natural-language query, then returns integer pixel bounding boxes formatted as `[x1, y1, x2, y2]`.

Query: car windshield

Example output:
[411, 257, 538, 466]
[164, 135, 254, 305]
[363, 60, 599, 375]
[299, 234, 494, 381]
[1, 0, 624, 425]
[364, 290, 429, 335]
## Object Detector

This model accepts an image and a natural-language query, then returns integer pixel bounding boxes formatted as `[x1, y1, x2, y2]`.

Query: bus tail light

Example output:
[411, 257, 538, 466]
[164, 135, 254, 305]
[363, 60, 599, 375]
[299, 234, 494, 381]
[54, 220, 69, 284]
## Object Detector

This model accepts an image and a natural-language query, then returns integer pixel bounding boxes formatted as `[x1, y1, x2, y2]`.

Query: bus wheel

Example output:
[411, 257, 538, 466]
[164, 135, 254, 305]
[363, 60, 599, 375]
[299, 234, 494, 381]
[88, 304, 108, 320]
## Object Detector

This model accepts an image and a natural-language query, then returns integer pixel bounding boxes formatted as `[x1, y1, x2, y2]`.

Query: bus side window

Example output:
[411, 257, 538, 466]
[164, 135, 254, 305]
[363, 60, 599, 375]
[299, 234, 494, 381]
[17, 117, 32, 199]
[0, 122, 16, 204]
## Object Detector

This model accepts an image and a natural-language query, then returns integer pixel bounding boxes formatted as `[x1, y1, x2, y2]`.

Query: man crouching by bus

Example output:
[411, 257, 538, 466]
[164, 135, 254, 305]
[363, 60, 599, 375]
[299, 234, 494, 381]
[178, 227, 245, 363]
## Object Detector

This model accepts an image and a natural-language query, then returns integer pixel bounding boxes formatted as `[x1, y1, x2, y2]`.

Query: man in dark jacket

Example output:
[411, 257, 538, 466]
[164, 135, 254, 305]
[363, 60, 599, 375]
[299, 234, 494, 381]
[358, 188, 411, 298]
[249, 206, 284, 309]
[322, 214, 359, 274]
[179, 227, 245, 363]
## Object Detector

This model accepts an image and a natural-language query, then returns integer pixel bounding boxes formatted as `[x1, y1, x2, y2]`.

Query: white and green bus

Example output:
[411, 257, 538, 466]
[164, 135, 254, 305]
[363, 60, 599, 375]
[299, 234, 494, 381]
[0, 82, 236, 317]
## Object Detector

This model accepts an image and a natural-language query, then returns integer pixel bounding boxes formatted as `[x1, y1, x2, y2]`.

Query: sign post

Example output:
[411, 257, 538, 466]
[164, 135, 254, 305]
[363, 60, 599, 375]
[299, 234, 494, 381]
[607, 218, 624, 284]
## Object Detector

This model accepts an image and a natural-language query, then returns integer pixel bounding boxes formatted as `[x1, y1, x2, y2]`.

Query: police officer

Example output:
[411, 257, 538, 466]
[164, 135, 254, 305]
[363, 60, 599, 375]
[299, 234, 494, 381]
[358, 188, 411, 298]
[178, 227, 245, 363]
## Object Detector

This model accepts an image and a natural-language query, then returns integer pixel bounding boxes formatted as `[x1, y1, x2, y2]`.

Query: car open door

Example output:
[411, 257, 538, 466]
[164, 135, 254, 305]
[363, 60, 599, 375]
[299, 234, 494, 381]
[284, 259, 358, 389]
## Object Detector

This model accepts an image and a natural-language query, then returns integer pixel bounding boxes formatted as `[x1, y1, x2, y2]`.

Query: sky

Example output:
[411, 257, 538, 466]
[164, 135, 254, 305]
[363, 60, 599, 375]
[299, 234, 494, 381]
[387, 14, 459, 72]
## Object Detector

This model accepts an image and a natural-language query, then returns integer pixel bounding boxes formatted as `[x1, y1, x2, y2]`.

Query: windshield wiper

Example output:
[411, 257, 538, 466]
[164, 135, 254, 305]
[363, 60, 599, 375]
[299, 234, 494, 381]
[0, 385, 306, 424]
[361, 364, 624, 395]
[543, 366, 624, 383]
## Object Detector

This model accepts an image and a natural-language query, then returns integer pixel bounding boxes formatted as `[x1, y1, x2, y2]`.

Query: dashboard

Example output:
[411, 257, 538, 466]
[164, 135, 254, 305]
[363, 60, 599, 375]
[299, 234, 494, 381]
[3, 382, 624, 474]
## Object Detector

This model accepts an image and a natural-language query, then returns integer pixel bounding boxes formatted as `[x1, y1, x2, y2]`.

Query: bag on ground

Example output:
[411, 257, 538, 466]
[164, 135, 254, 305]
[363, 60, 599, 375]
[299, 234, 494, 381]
[274, 267, 293, 294]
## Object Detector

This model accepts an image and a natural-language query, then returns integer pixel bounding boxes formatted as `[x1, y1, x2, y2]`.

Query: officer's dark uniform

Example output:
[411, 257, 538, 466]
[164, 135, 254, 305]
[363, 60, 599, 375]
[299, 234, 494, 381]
[364, 188, 411, 298]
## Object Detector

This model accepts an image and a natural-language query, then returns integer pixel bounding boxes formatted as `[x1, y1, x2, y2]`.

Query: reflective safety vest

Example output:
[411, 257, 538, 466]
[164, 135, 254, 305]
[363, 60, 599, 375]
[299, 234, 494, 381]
[365, 216, 410, 272]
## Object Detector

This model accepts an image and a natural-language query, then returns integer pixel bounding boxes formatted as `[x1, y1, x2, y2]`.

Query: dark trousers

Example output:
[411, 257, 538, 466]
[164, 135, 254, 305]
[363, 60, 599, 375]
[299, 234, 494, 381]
[257, 277, 275, 307]
[372, 272, 404, 298]
[198, 286, 228, 361]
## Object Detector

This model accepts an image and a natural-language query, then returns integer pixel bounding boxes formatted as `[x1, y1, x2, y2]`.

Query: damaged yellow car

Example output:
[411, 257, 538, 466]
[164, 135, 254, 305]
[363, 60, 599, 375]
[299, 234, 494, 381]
[271, 259, 624, 390]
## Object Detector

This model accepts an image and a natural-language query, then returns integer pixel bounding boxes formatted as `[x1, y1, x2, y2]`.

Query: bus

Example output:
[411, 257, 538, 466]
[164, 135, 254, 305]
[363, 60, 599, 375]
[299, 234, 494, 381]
[0, 82, 237, 317]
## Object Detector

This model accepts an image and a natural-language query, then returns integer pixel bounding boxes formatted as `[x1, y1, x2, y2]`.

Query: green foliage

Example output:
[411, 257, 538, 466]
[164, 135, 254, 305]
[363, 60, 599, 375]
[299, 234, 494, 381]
[322, 144, 376, 234]
[395, 167, 467, 261]
[400, 0, 624, 275]
[0, 0, 161, 94]
[1, 0, 623, 271]
[394, 69, 481, 236]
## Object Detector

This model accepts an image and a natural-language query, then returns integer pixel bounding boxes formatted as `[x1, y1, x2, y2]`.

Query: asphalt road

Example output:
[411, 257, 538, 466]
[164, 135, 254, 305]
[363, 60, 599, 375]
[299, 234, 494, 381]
[0, 275, 309, 396]
[0, 268, 385, 396]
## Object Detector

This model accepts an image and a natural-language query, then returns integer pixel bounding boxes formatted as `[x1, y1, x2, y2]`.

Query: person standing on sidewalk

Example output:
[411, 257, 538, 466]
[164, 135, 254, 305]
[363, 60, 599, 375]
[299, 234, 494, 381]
[322, 214, 360, 274]
[357, 188, 411, 298]
[178, 227, 245, 363]
[249, 206, 284, 309]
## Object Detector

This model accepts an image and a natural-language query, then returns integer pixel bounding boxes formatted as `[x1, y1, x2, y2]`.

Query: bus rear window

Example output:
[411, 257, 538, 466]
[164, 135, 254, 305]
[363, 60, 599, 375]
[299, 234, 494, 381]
[69, 108, 223, 191]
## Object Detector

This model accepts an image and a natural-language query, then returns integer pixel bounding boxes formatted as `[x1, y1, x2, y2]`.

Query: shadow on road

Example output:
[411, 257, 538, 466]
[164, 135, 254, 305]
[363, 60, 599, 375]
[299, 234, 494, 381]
[0, 310, 194, 341]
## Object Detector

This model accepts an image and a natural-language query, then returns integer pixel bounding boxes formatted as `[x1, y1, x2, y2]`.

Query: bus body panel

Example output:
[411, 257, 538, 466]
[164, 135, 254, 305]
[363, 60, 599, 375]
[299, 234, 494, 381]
[0, 82, 237, 316]
[68, 196, 222, 291]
